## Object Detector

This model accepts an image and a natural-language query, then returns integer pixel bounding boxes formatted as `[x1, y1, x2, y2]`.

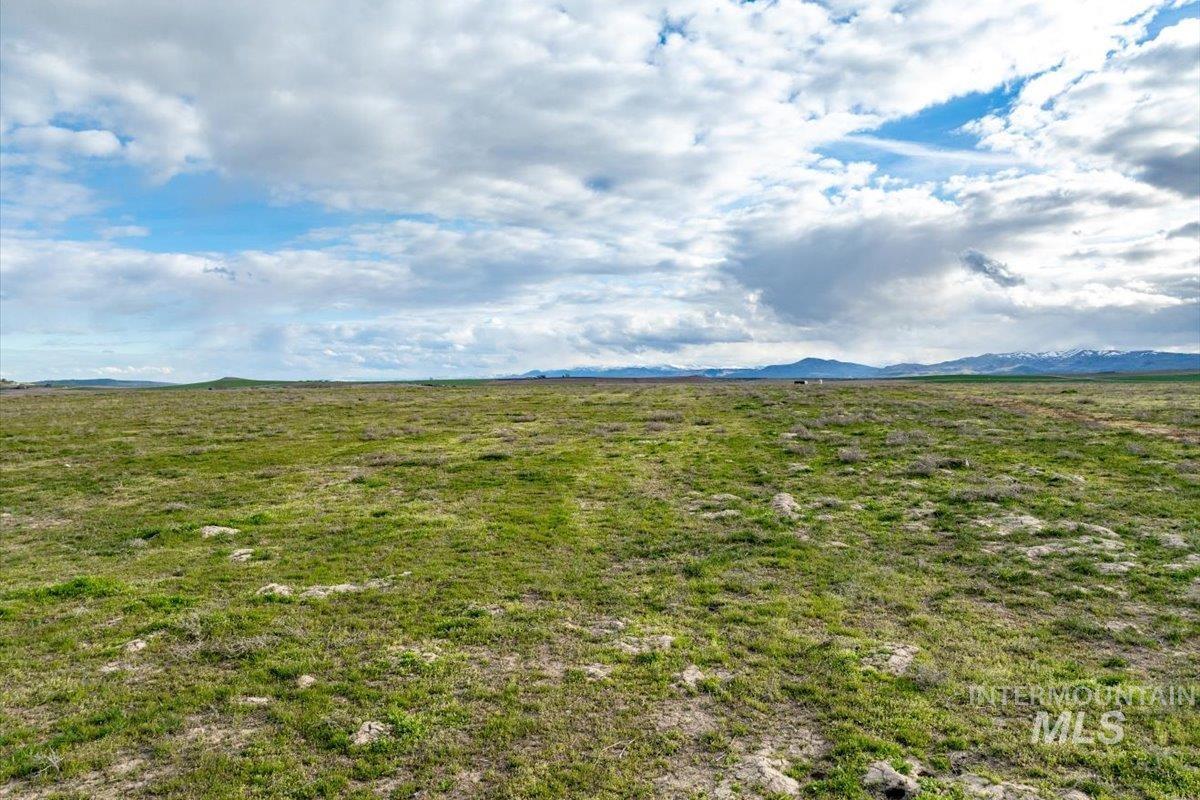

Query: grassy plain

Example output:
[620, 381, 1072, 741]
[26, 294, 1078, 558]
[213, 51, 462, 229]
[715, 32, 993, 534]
[1, 379, 1197, 799]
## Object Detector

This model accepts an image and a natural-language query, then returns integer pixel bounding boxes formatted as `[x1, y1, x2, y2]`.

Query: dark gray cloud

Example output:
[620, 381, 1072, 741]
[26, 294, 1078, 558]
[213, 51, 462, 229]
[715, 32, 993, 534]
[959, 249, 1024, 287]
[1168, 221, 1200, 239]
[1135, 145, 1200, 197]
[728, 216, 962, 327]
[721, 162, 1197, 359]
[724, 173, 1133, 328]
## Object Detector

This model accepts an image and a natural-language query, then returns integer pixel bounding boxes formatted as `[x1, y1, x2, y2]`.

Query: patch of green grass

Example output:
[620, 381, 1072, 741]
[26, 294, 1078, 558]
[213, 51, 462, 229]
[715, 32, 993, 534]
[0, 380, 1196, 798]
[905, 373, 1077, 383]
[12, 575, 128, 601]
[906, 371, 1200, 383]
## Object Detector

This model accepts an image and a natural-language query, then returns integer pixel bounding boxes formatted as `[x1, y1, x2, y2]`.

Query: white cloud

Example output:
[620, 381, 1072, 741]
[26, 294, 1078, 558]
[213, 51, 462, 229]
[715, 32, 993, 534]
[6, 125, 122, 157]
[0, 1, 1196, 379]
[94, 365, 173, 376]
[1, 1, 1161, 214]
[968, 17, 1200, 195]
[0, 171, 99, 228]
[0, 42, 209, 179]
[98, 225, 149, 239]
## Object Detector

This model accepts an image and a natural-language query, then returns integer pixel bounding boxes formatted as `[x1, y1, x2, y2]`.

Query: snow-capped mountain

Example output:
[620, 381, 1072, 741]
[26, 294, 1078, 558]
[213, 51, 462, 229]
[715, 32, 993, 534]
[878, 350, 1199, 376]
[516, 350, 1199, 379]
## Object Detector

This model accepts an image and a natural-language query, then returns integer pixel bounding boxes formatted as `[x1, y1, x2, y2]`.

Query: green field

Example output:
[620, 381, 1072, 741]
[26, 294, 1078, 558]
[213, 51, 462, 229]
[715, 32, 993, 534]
[904, 372, 1200, 384]
[1, 381, 1197, 799]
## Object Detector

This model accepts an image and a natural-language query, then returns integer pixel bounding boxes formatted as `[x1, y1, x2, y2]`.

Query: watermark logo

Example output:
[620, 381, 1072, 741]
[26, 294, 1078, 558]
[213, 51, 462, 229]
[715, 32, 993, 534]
[968, 684, 1195, 746]
[1031, 709, 1124, 744]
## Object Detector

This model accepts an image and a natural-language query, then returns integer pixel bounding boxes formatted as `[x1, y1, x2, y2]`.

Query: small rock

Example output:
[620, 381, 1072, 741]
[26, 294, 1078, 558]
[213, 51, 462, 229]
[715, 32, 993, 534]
[1159, 533, 1188, 549]
[299, 577, 393, 599]
[1096, 561, 1136, 575]
[582, 664, 612, 681]
[700, 508, 741, 519]
[125, 638, 148, 654]
[296, 674, 317, 689]
[351, 720, 390, 746]
[617, 634, 675, 655]
[1165, 553, 1200, 571]
[863, 643, 919, 676]
[300, 583, 359, 599]
[678, 664, 705, 688]
[1076, 535, 1124, 553]
[1023, 543, 1066, 559]
[256, 583, 293, 597]
[240, 696, 271, 705]
[979, 514, 1044, 536]
[907, 502, 937, 519]
[863, 760, 920, 799]
[957, 774, 1040, 800]
[739, 752, 800, 796]
[1066, 521, 1118, 539]
[200, 525, 239, 538]
[770, 492, 801, 519]
[230, 548, 254, 562]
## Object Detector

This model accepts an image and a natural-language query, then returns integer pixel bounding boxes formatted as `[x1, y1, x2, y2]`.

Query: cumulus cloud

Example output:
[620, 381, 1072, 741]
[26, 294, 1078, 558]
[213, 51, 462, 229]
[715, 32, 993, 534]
[0, 1, 1196, 379]
[724, 165, 1197, 352]
[967, 17, 1200, 196]
[6, 125, 122, 158]
[1, 1, 1167, 217]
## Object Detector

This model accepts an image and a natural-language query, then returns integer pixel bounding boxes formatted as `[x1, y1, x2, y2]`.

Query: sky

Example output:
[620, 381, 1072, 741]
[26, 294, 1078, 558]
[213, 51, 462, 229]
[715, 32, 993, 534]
[1, 0, 1198, 382]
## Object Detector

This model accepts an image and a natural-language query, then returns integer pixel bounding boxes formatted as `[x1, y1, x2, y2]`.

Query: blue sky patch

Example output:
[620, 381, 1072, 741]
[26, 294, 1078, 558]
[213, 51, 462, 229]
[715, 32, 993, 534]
[869, 82, 1023, 148]
[59, 166, 395, 253]
[1138, 0, 1199, 42]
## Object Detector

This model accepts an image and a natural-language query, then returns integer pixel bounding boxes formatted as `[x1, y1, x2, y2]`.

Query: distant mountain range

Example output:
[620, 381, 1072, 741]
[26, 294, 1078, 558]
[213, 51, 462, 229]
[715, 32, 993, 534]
[6, 350, 1197, 388]
[517, 349, 1200, 379]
